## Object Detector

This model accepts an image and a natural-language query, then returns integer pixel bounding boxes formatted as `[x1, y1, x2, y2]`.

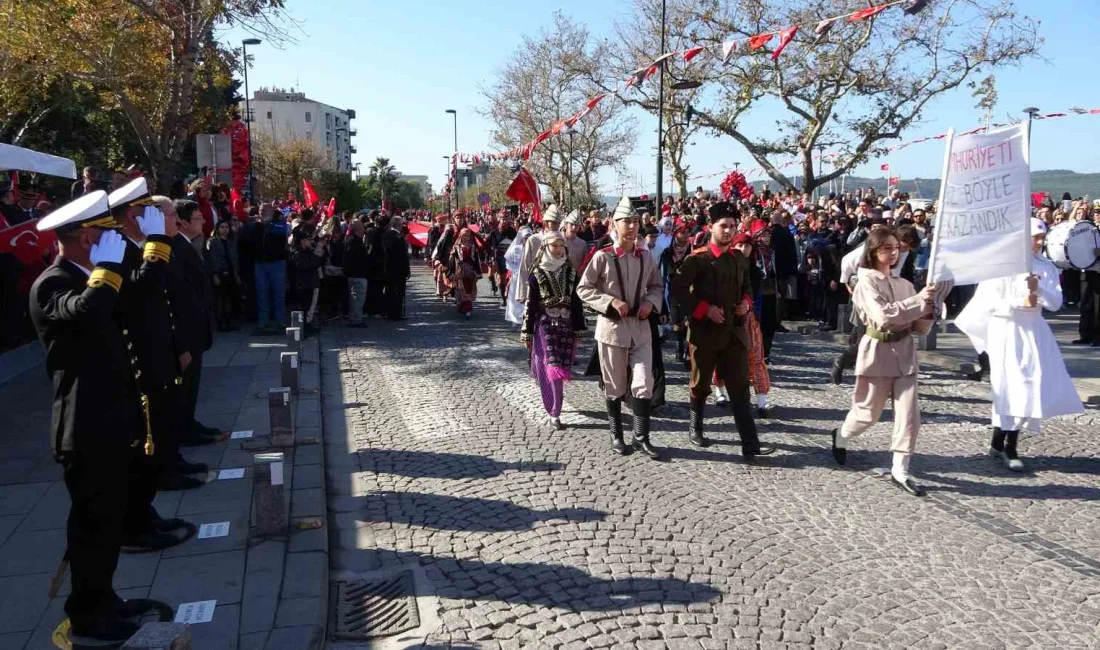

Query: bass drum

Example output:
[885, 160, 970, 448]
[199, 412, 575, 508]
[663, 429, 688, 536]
[1045, 220, 1100, 270]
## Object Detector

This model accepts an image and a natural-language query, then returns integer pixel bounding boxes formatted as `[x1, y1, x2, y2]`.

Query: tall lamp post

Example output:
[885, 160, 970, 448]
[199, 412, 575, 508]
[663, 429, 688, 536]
[445, 109, 458, 213]
[655, 0, 667, 207]
[442, 155, 452, 214]
[1023, 106, 1040, 145]
[242, 38, 261, 201]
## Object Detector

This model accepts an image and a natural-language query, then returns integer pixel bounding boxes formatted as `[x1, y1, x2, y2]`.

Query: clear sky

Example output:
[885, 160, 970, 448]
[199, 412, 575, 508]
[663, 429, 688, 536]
[223, 0, 1100, 196]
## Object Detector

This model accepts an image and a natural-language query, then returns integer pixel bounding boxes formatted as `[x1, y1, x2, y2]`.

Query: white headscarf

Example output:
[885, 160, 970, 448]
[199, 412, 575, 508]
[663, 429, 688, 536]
[537, 230, 567, 273]
[505, 226, 532, 272]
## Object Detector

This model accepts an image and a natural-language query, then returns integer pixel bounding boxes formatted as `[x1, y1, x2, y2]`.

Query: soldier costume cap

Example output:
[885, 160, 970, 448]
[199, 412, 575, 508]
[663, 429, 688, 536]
[707, 201, 740, 223]
[562, 208, 582, 226]
[36, 190, 115, 233]
[107, 176, 155, 212]
[543, 204, 562, 222]
[612, 196, 634, 221]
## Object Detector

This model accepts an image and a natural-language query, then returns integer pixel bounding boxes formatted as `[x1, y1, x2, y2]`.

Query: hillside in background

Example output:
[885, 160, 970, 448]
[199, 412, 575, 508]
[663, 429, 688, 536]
[609, 170, 1100, 205]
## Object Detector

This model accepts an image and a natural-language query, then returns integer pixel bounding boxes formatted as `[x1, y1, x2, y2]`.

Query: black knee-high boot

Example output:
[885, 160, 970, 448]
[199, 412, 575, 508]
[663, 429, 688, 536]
[689, 397, 708, 447]
[990, 427, 1006, 452]
[607, 399, 626, 455]
[631, 398, 661, 460]
[731, 400, 774, 462]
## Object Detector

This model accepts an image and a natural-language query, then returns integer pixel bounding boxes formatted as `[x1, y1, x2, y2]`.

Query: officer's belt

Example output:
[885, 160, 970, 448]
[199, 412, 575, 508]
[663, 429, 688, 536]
[865, 325, 910, 343]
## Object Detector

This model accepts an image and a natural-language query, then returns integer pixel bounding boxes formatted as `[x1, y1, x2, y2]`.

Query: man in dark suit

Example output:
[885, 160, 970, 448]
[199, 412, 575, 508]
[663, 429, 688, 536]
[170, 198, 222, 447]
[107, 178, 197, 546]
[30, 191, 158, 643]
[382, 216, 411, 319]
[364, 211, 387, 316]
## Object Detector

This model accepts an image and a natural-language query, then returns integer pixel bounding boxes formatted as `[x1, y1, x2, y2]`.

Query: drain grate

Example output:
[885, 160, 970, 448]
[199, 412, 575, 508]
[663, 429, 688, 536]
[330, 570, 420, 640]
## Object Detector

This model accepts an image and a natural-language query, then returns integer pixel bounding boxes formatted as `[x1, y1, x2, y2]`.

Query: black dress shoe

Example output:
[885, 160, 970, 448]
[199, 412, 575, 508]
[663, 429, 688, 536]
[156, 473, 205, 491]
[121, 529, 189, 553]
[744, 444, 776, 464]
[890, 476, 926, 497]
[831, 428, 846, 465]
[829, 364, 843, 385]
[175, 459, 208, 474]
[70, 616, 141, 644]
[1071, 338, 1092, 345]
[756, 406, 770, 419]
[150, 518, 192, 534]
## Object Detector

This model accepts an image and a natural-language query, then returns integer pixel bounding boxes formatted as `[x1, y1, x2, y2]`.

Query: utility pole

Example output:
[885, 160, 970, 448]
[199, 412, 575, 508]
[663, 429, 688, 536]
[655, 0, 666, 206]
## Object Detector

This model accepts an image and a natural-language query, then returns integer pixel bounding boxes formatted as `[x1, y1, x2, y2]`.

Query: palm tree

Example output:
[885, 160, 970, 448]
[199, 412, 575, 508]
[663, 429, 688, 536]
[368, 157, 399, 209]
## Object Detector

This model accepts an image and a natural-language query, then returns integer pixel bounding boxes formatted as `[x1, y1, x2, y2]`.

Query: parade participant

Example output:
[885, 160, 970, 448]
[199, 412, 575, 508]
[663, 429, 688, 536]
[521, 230, 586, 429]
[659, 223, 693, 367]
[30, 192, 159, 643]
[290, 230, 325, 331]
[955, 218, 1085, 471]
[489, 213, 517, 306]
[652, 216, 674, 260]
[711, 232, 773, 418]
[831, 227, 936, 497]
[516, 204, 561, 302]
[577, 196, 664, 460]
[670, 205, 773, 460]
[450, 227, 483, 319]
[431, 215, 456, 300]
[560, 209, 589, 271]
[504, 223, 533, 327]
[741, 218, 780, 362]
[382, 215, 411, 320]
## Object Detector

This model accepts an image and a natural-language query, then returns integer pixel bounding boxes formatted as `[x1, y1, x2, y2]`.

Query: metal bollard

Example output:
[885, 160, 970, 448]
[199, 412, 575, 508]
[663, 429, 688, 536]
[285, 326, 302, 351]
[268, 387, 294, 448]
[290, 310, 304, 329]
[121, 622, 192, 649]
[252, 452, 287, 536]
[280, 351, 299, 395]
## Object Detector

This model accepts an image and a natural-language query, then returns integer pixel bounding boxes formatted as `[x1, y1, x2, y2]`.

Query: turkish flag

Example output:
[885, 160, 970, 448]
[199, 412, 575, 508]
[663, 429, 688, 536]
[325, 197, 336, 217]
[683, 46, 706, 62]
[302, 179, 319, 207]
[0, 219, 56, 293]
[406, 221, 430, 248]
[748, 33, 775, 50]
[772, 26, 799, 60]
[880, 163, 891, 172]
[849, 5, 889, 22]
[888, 176, 900, 186]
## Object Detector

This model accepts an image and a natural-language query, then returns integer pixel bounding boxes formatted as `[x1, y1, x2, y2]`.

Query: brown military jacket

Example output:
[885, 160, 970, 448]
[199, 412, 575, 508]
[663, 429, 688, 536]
[669, 243, 753, 351]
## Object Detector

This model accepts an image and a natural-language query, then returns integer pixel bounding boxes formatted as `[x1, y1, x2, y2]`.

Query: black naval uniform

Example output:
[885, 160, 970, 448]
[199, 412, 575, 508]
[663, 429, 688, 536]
[169, 233, 216, 443]
[670, 242, 767, 459]
[30, 257, 141, 635]
[117, 235, 181, 523]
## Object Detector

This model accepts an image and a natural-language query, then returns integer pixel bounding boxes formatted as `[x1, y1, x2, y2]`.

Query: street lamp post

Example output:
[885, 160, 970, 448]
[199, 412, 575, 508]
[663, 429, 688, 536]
[655, 0, 667, 207]
[442, 155, 452, 215]
[445, 109, 458, 214]
[1023, 106, 1040, 145]
[242, 38, 261, 201]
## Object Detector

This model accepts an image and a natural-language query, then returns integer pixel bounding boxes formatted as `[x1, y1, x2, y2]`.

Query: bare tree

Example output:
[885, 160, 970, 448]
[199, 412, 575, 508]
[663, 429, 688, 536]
[252, 132, 333, 200]
[582, 0, 1040, 194]
[480, 12, 637, 207]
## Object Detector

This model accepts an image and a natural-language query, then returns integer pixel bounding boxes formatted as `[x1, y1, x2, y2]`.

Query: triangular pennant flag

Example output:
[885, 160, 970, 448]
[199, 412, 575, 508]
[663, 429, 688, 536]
[644, 64, 660, 80]
[814, 17, 837, 43]
[586, 93, 607, 109]
[565, 106, 591, 128]
[748, 32, 775, 50]
[551, 120, 566, 136]
[771, 26, 799, 60]
[849, 5, 889, 22]
[533, 129, 552, 146]
[721, 39, 739, 62]
[683, 45, 706, 62]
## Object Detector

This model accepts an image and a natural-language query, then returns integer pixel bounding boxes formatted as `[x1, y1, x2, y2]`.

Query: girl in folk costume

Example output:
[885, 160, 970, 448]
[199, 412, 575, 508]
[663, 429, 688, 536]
[744, 218, 780, 361]
[954, 217, 1084, 471]
[659, 223, 693, 367]
[504, 225, 533, 327]
[831, 228, 937, 497]
[448, 227, 483, 319]
[521, 231, 586, 430]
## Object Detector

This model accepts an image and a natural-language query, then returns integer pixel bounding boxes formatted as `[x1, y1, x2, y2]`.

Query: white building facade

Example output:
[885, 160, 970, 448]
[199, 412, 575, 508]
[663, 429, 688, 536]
[397, 175, 432, 200]
[246, 88, 357, 173]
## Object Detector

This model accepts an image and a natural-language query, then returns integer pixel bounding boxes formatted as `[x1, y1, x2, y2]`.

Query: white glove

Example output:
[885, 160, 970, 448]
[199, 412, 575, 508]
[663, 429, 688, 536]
[90, 230, 126, 266]
[136, 205, 166, 237]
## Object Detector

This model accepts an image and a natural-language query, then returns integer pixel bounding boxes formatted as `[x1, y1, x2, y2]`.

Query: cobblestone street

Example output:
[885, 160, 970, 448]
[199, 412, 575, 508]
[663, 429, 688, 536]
[324, 266, 1100, 649]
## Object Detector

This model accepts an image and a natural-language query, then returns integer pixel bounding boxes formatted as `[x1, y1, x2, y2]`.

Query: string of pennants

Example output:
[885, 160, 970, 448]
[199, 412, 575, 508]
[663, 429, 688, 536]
[445, 0, 930, 187]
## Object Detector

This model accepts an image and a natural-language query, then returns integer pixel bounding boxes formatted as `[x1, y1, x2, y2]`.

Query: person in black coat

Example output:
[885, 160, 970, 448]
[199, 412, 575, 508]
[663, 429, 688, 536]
[107, 179, 197, 551]
[29, 192, 151, 644]
[290, 230, 325, 331]
[364, 212, 387, 315]
[343, 220, 370, 326]
[382, 216, 411, 320]
[169, 199, 222, 454]
[768, 211, 799, 331]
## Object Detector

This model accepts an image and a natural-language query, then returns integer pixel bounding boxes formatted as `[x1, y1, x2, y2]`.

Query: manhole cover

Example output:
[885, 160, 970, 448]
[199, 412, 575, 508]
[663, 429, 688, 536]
[330, 570, 420, 640]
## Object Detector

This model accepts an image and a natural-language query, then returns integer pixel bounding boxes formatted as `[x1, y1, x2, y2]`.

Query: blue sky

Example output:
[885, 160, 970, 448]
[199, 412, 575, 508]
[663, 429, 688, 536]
[223, 0, 1100, 195]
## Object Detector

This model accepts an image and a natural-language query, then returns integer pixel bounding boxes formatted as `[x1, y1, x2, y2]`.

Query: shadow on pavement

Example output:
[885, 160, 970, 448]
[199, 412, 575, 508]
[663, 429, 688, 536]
[354, 491, 605, 533]
[358, 448, 562, 479]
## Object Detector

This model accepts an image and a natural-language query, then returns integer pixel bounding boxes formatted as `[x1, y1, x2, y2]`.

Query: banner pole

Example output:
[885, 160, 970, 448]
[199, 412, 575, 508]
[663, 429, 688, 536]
[1022, 120, 1034, 277]
[926, 127, 956, 285]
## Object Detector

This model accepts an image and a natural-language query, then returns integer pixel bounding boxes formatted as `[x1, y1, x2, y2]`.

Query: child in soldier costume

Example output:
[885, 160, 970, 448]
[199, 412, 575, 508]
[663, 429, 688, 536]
[669, 203, 775, 462]
[577, 197, 664, 460]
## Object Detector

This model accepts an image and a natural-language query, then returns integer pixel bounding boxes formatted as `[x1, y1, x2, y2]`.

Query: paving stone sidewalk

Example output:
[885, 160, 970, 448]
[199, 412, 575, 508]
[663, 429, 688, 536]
[324, 266, 1100, 649]
[0, 330, 328, 650]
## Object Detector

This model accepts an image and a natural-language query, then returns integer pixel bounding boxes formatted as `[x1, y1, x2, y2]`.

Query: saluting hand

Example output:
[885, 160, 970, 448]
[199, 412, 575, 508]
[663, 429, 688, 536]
[136, 205, 166, 237]
[90, 230, 126, 266]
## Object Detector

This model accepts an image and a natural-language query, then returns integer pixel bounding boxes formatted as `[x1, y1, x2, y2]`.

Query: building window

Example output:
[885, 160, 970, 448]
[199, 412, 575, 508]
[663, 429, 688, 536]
[305, 111, 311, 123]
[266, 111, 272, 119]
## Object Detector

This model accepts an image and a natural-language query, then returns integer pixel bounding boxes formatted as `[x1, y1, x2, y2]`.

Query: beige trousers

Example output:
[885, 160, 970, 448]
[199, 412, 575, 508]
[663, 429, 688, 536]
[842, 373, 920, 454]
[598, 341, 653, 400]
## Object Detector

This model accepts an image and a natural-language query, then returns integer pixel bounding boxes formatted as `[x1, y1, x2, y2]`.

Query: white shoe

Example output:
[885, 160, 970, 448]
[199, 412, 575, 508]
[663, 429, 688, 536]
[991, 448, 1025, 472]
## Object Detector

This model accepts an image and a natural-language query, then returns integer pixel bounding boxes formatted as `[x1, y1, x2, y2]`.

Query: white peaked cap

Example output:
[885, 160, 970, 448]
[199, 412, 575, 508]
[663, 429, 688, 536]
[543, 204, 561, 222]
[1031, 217, 1047, 236]
[562, 209, 581, 226]
[37, 190, 112, 232]
[107, 176, 151, 210]
[612, 196, 634, 221]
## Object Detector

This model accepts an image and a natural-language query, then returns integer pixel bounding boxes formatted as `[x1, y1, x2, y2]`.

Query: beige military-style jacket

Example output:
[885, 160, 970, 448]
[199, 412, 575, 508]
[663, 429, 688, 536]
[577, 245, 664, 349]
[564, 235, 588, 273]
[852, 268, 934, 378]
